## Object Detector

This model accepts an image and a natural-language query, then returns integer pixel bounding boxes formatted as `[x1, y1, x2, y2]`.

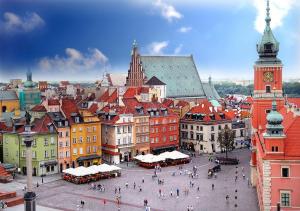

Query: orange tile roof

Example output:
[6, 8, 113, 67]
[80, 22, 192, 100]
[107, 90, 118, 103]
[48, 99, 60, 106]
[287, 98, 300, 107]
[61, 98, 79, 124]
[98, 90, 109, 102]
[88, 103, 98, 114]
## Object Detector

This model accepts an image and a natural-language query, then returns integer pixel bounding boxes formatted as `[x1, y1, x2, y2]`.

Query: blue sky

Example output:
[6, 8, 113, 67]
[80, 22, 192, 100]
[0, 0, 299, 82]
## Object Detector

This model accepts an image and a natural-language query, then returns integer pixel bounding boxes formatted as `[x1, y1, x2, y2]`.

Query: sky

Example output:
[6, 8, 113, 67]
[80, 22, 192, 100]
[0, 0, 299, 82]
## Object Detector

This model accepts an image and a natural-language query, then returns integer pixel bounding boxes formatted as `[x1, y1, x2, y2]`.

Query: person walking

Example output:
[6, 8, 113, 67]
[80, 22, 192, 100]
[134, 182, 136, 189]
[176, 188, 179, 197]
[211, 183, 214, 190]
[115, 187, 117, 194]
[142, 177, 145, 183]
[119, 187, 121, 194]
[159, 189, 162, 197]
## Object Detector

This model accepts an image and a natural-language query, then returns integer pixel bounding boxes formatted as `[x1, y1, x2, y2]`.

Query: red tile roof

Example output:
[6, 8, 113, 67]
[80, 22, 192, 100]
[88, 103, 98, 114]
[48, 99, 60, 106]
[30, 104, 47, 112]
[176, 100, 189, 108]
[98, 90, 109, 102]
[162, 99, 174, 107]
[61, 98, 79, 124]
[123, 87, 149, 99]
[287, 98, 300, 107]
[107, 90, 118, 103]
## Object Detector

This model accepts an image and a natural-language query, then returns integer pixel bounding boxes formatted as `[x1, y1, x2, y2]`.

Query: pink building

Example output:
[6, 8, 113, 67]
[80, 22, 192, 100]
[251, 1, 300, 210]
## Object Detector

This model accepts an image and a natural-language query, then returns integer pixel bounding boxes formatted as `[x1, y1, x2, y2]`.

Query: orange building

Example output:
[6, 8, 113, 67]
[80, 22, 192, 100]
[61, 99, 101, 167]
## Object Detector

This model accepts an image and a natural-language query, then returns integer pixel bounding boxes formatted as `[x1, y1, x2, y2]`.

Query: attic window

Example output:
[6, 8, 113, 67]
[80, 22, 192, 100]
[264, 43, 273, 51]
[75, 117, 80, 123]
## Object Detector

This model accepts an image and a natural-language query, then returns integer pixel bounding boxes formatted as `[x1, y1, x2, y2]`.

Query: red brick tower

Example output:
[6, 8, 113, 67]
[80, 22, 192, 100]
[126, 40, 146, 87]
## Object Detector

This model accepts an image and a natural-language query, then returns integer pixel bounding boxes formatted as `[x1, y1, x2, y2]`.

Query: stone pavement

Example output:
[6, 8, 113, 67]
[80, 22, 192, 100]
[1, 149, 259, 211]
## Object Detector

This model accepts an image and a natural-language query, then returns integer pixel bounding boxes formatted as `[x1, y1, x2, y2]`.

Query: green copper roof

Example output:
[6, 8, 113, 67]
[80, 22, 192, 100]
[209, 99, 221, 107]
[140, 55, 205, 98]
[202, 81, 221, 100]
[256, 0, 281, 64]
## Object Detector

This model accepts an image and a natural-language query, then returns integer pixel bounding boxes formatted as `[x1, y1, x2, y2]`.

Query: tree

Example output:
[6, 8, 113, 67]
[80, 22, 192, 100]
[217, 125, 235, 159]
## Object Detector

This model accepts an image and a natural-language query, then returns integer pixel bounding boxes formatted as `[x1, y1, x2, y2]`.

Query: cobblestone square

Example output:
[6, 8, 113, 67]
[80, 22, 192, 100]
[14, 148, 256, 211]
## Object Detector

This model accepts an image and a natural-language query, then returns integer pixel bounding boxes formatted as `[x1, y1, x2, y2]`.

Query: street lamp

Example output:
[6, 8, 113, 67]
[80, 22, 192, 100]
[21, 111, 36, 211]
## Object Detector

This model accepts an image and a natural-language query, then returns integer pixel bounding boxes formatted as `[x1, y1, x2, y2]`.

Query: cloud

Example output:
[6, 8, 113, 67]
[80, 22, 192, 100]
[153, 0, 183, 22]
[253, 0, 296, 33]
[178, 26, 192, 33]
[147, 41, 169, 55]
[1, 12, 44, 33]
[39, 48, 108, 72]
[174, 44, 183, 54]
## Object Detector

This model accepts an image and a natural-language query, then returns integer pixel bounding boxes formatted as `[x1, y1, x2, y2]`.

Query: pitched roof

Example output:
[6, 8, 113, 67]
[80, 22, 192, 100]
[107, 73, 127, 86]
[30, 104, 47, 112]
[287, 98, 300, 107]
[107, 90, 118, 103]
[61, 98, 79, 124]
[98, 90, 109, 102]
[145, 76, 166, 85]
[123, 87, 149, 99]
[202, 82, 221, 100]
[176, 100, 189, 108]
[88, 103, 98, 114]
[162, 99, 174, 107]
[0, 90, 18, 100]
[140, 55, 205, 98]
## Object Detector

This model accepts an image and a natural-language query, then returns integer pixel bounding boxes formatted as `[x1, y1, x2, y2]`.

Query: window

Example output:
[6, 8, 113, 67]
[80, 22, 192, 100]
[266, 109, 271, 114]
[59, 132, 63, 138]
[86, 146, 91, 154]
[87, 127, 91, 132]
[79, 127, 82, 132]
[93, 126, 96, 132]
[50, 137, 55, 145]
[174, 135, 177, 140]
[44, 150, 49, 158]
[73, 148, 77, 155]
[72, 138, 76, 144]
[75, 117, 80, 123]
[66, 151, 70, 158]
[181, 124, 185, 129]
[79, 148, 83, 154]
[151, 128, 155, 133]
[145, 137, 149, 142]
[79, 136, 83, 143]
[190, 132, 194, 140]
[155, 128, 158, 133]
[66, 141, 69, 147]
[211, 126, 214, 131]
[128, 126, 132, 133]
[72, 128, 76, 133]
[218, 125, 222, 130]
[266, 85, 271, 93]
[281, 167, 289, 178]
[117, 139, 121, 145]
[93, 135, 96, 142]
[240, 130, 244, 137]
[51, 149, 55, 157]
[123, 137, 126, 144]
[32, 151, 37, 159]
[190, 125, 193, 130]
[93, 146, 97, 153]
[59, 142, 63, 147]
[87, 136, 91, 143]
[44, 138, 48, 146]
[33, 139, 36, 147]
[200, 126, 203, 131]
[272, 146, 279, 152]
[51, 166, 54, 172]
[163, 136, 166, 142]
[59, 152, 63, 159]
[170, 136, 173, 141]
[128, 136, 132, 143]
[150, 138, 154, 143]
[123, 126, 127, 133]
[22, 150, 26, 158]
[280, 191, 291, 207]
[211, 134, 215, 141]
[66, 131, 69, 137]
[156, 137, 159, 143]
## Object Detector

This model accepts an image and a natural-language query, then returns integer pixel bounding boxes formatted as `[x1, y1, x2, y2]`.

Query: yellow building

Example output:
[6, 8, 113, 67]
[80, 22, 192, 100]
[0, 91, 20, 117]
[61, 99, 101, 167]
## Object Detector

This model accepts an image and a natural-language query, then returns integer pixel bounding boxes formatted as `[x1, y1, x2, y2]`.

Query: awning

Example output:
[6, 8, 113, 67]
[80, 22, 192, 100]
[151, 145, 177, 152]
[40, 160, 57, 167]
[76, 154, 101, 162]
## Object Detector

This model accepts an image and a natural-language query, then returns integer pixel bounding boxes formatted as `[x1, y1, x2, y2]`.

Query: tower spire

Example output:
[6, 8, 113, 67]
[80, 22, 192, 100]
[265, 0, 271, 29]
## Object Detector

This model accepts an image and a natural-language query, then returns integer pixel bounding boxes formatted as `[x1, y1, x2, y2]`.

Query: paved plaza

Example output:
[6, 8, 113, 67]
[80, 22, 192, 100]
[1, 149, 258, 211]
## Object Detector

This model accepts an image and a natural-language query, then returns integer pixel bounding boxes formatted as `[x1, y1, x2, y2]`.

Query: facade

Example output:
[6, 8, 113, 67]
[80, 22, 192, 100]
[61, 99, 101, 167]
[180, 100, 233, 153]
[29, 104, 47, 121]
[3, 115, 58, 176]
[100, 108, 134, 164]
[143, 102, 179, 154]
[48, 112, 71, 172]
[38, 81, 48, 92]
[251, 1, 300, 210]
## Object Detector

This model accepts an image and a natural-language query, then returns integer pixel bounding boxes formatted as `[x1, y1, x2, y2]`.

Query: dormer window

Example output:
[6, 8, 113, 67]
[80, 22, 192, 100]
[75, 117, 80, 123]
[58, 121, 62, 127]
[49, 125, 54, 132]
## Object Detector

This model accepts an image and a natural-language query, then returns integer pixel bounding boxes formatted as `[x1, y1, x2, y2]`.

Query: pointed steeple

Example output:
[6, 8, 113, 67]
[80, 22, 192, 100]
[131, 39, 138, 56]
[26, 68, 32, 82]
[256, 0, 281, 64]
[24, 68, 34, 88]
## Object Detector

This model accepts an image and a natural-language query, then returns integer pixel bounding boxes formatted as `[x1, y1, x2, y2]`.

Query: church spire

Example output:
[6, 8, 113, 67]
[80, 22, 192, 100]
[266, 0, 271, 28]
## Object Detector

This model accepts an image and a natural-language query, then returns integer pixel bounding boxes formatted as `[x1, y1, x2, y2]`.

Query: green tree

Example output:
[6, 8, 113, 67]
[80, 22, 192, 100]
[217, 126, 235, 159]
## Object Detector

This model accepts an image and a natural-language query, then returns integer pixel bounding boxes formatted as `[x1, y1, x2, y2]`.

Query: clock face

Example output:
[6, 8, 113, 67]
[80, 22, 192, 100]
[263, 71, 274, 82]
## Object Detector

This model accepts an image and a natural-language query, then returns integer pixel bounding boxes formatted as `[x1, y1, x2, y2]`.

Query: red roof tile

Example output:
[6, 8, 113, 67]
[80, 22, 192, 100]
[98, 90, 109, 102]
[162, 99, 174, 107]
[107, 90, 118, 103]
[88, 103, 98, 114]
[61, 98, 79, 124]
[287, 98, 300, 107]
[30, 104, 47, 112]
[48, 99, 60, 106]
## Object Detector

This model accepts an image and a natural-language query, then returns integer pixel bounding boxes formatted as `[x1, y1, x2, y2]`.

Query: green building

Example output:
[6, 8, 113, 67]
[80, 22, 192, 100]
[19, 70, 41, 111]
[3, 114, 58, 176]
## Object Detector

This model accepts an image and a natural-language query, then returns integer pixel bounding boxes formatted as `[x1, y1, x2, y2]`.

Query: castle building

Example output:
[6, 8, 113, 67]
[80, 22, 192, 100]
[251, 1, 300, 210]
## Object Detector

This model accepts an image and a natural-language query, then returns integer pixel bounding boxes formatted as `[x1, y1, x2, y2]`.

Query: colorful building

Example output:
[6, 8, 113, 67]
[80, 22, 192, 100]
[3, 115, 58, 176]
[48, 112, 71, 172]
[100, 106, 134, 164]
[61, 99, 101, 167]
[0, 91, 20, 117]
[251, 1, 300, 210]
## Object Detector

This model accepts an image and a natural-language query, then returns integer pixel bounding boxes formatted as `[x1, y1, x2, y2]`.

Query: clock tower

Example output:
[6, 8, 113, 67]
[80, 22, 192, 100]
[251, 0, 284, 186]
[252, 0, 284, 132]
